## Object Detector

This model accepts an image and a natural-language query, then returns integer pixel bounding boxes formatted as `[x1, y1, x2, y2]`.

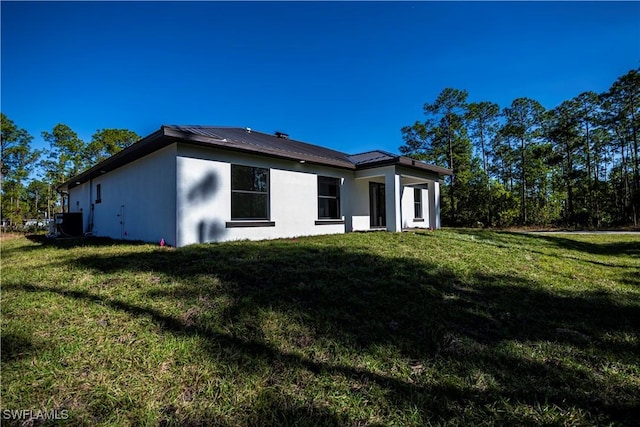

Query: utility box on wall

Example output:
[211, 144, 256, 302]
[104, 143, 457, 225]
[55, 213, 83, 237]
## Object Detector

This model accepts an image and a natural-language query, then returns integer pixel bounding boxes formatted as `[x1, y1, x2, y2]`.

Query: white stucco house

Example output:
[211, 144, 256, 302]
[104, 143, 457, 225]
[58, 125, 451, 247]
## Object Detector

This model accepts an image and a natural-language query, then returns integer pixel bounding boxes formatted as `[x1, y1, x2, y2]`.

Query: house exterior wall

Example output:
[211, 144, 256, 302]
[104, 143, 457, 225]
[400, 187, 429, 229]
[68, 144, 177, 245]
[350, 178, 373, 231]
[176, 144, 348, 246]
[68, 181, 91, 230]
[68, 142, 444, 247]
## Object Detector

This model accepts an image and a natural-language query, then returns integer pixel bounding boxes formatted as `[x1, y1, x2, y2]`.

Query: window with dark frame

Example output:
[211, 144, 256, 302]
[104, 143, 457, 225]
[318, 176, 341, 219]
[231, 165, 269, 220]
[414, 188, 422, 219]
[96, 184, 102, 204]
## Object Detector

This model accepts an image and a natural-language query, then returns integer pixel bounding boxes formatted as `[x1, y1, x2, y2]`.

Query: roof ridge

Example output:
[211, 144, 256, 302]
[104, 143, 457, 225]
[166, 124, 245, 130]
[349, 149, 398, 157]
[212, 126, 349, 157]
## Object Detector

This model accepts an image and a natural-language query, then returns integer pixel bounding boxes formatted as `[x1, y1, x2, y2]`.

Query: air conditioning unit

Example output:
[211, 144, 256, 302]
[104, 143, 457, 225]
[54, 213, 83, 237]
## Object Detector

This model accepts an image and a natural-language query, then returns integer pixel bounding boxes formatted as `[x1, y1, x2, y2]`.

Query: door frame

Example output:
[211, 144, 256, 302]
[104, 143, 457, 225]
[369, 182, 386, 228]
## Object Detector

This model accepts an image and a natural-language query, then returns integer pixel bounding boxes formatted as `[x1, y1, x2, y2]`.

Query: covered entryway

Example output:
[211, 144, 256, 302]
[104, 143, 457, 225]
[351, 164, 443, 232]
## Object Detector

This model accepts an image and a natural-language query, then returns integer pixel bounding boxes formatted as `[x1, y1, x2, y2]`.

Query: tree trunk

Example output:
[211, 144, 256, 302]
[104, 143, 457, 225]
[584, 120, 593, 227]
[480, 127, 492, 225]
[622, 139, 630, 222]
[520, 137, 527, 224]
[565, 140, 574, 227]
[630, 102, 639, 226]
[593, 144, 601, 227]
[509, 164, 514, 193]
[47, 186, 52, 220]
[448, 121, 456, 224]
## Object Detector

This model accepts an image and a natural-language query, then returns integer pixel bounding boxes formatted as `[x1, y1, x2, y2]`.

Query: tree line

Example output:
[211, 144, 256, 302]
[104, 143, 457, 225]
[1, 117, 139, 228]
[2, 68, 638, 230]
[400, 68, 640, 228]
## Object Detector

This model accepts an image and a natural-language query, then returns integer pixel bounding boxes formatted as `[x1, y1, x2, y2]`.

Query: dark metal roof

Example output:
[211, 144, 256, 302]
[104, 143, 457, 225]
[58, 125, 451, 192]
[347, 150, 398, 166]
[166, 125, 353, 167]
[347, 149, 452, 175]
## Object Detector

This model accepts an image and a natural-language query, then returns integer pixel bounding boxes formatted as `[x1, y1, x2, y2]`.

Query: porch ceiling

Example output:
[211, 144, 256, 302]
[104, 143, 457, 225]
[354, 166, 439, 185]
[401, 175, 432, 186]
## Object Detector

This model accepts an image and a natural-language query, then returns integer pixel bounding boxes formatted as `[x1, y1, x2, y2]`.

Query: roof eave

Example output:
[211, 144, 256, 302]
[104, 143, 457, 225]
[354, 156, 452, 176]
[396, 156, 453, 175]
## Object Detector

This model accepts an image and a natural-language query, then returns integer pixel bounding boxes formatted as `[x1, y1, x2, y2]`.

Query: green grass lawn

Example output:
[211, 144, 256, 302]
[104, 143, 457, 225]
[2, 230, 639, 426]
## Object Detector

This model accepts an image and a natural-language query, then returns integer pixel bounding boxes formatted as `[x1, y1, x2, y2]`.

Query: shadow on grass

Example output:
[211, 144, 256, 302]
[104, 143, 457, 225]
[453, 229, 640, 271]
[24, 234, 148, 249]
[5, 235, 640, 425]
[460, 229, 640, 256]
[0, 330, 48, 363]
[525, 234, 640, 258]
[1, 234, 148, 259]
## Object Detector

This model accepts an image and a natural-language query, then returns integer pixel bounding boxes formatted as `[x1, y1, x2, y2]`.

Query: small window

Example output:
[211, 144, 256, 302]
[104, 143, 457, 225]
[318, 176, 341, 219]
[231, 165, 269, 220]
[96, 184, 102, 204]
[414, 188, 422, 219]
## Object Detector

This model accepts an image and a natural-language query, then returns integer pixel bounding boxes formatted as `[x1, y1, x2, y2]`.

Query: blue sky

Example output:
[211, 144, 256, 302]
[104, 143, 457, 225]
[2, 1, 639, 157]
